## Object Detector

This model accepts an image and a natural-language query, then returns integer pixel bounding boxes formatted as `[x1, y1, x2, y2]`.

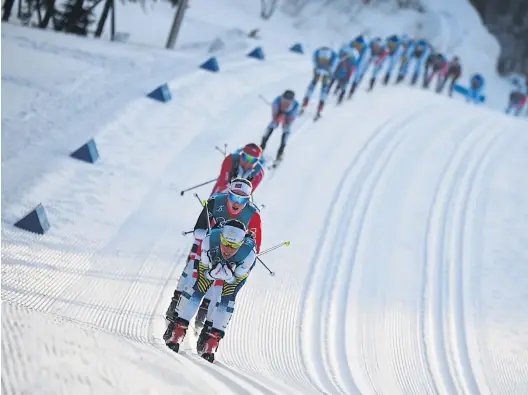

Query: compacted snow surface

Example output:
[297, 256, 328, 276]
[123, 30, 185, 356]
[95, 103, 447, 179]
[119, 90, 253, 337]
[2, 0, 528, 394]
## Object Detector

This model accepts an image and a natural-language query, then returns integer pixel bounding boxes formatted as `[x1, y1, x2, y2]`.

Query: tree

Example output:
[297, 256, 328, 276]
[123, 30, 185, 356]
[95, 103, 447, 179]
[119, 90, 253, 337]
[56, 0, 96, 35]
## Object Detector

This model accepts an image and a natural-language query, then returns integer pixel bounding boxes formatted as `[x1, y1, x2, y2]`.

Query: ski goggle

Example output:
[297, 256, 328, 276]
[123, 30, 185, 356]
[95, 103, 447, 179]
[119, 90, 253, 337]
[228, 190, 250, 205]
[241, 152, 259, 164]
[220, 232, 244, 249]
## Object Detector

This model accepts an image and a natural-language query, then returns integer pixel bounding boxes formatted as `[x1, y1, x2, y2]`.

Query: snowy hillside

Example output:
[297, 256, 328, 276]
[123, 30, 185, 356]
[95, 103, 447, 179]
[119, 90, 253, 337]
[2, 0, 528, 394]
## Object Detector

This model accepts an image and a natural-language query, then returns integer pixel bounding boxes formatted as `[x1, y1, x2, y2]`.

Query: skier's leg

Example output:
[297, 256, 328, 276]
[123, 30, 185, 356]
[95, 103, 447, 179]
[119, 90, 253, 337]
[261, 120, 278, 150]
[201, 271, 251, 362]
[195, 280, 222, 331]
[302, 72, 320, 109]
[165, 261, 213, 352]
[165, 241, 200, 322]
[276, 125, 291, 161]
[317, 75, 330, 114]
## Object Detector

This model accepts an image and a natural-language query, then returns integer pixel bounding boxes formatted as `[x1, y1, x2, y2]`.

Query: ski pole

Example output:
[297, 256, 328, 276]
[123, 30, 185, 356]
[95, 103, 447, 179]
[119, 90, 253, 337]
[181, 230, 194, 236]
[180, 178, 217, 196]
[194, 193, 211, 233]
[214, 143, 228, 157]
[258, 94, 271, 106]
[257, 256, 275, 276]
[257, 241, 290, 257]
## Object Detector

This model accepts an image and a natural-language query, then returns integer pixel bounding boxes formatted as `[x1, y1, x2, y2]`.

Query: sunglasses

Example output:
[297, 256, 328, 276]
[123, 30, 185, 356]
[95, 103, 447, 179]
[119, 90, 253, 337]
[228, 191, 250, 205]
[220, 232, 244, 249]
[241, 152, 259, 164]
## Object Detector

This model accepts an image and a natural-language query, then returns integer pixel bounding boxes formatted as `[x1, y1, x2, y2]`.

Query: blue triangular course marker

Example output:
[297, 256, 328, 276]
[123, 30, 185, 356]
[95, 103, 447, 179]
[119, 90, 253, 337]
[14, 203, 50, 234]
[200, 57, 220, 72]
[147, 83, 172, 102]
[247, 47, 265, 60]
[70, 138, 99, 164]
[289, 43, 304, 54]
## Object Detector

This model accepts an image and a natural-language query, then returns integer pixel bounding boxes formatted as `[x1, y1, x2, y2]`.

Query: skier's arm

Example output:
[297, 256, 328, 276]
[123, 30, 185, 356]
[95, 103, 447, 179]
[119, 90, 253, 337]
[200, 235, 213, 269]
[232, 248, 257, 280]
[211, 155, 233, 196]
[250, 168, 265, 193]
[247, 211, 262, 253]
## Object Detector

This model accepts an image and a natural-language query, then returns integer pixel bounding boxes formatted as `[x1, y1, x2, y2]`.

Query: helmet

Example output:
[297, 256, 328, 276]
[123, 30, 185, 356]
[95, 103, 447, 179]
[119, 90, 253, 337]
[220, 219, 247, 248]
[282, 90, 295, 101]
[388, 35, 399, 44]
[243, 143, 262, 158]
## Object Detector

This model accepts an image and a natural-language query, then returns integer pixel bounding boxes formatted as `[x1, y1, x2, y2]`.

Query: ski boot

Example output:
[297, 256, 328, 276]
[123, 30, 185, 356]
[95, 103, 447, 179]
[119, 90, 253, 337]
[396, 74, 404, 84]
[368, 77, 375, 91]
[193, 299, 210, 333]
[165, 318, 189, 353]
[201, 329, 225, 363]
[411, 73, 418, 85]
[383, 73, 390, 85]
[347, 81, 358, 99]
[196, 320, 213, 353]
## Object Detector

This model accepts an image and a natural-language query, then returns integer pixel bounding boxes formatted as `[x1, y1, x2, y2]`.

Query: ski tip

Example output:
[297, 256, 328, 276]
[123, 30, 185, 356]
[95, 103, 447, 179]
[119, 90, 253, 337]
[285, 241, 291, 246]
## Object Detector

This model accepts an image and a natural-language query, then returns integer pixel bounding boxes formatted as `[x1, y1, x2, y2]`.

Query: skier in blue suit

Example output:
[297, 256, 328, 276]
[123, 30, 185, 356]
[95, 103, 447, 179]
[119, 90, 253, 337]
[347, 35, 371, 98]
[397, 39, 431, 85]
[467, 73, 485, 104]
[300, 46, 339, 119]
[261, 89, 299, 164]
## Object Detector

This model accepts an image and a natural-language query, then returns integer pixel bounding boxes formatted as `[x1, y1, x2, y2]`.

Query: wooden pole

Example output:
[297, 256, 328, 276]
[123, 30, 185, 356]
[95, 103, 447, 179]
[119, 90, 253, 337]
[165, 0, 188, 50]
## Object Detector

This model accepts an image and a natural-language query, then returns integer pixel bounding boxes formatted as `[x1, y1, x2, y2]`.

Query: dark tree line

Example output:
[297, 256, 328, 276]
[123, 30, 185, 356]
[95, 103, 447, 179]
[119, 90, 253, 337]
[469, 0, 528, 75]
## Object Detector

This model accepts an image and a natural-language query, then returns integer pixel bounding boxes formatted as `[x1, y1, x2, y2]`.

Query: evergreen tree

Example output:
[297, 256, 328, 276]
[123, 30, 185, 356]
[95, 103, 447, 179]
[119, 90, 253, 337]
[57, 0, 95, 35]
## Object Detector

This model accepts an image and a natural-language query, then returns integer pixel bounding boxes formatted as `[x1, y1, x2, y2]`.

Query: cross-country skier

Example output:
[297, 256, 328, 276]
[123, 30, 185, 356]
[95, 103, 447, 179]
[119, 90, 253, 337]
[423, 51, 447, 89]
[329, 46, 359, 104]
[300, 46, 339, 119]
[436, 56, 462, 96]
[365, 37, 388, 91]
[397, 39, 430, 85]
[261, 90, 299, 165]
[348, 35, 371, 98]
[382, 34, 404, 85]
[505, 86, 527, 116]
[165, 178, 262, 334]
[210, 143, 265, 196]
[165, 219, 257, 363]
[466, 73, 486, 104]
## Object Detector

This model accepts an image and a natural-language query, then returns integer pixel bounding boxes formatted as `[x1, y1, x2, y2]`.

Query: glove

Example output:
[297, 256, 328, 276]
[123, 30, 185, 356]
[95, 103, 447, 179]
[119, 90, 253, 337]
[206, 263, 234, 282]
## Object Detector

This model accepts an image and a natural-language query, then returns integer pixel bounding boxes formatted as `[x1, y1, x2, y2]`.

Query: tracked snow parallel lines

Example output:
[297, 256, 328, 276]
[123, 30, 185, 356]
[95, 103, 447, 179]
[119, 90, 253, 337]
[423, 117, 503, 395]
[298, 97, 438, 395]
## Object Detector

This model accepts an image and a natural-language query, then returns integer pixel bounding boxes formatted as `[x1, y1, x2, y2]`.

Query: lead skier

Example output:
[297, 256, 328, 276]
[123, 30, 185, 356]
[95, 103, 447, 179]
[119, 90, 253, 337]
[164, 178, 262, 334]
[165, 219, 257, 363]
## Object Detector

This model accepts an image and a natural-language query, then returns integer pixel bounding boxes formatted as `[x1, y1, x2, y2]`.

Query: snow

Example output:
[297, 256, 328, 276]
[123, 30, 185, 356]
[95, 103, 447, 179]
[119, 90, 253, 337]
[2, 0, 528, 394]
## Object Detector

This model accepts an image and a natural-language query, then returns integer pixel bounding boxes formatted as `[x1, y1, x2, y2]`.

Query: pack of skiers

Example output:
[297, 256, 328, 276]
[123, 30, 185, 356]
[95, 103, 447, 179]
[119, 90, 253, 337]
[300, 33, 526, 117]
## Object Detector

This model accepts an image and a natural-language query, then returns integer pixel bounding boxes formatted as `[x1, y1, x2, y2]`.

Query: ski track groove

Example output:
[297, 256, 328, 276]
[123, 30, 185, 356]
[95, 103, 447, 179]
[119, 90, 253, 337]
[328, 108, 438, 395]
[342, 106, 454, 395]
[298, 98, 437, 395]
[423, 118, 501, 395]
